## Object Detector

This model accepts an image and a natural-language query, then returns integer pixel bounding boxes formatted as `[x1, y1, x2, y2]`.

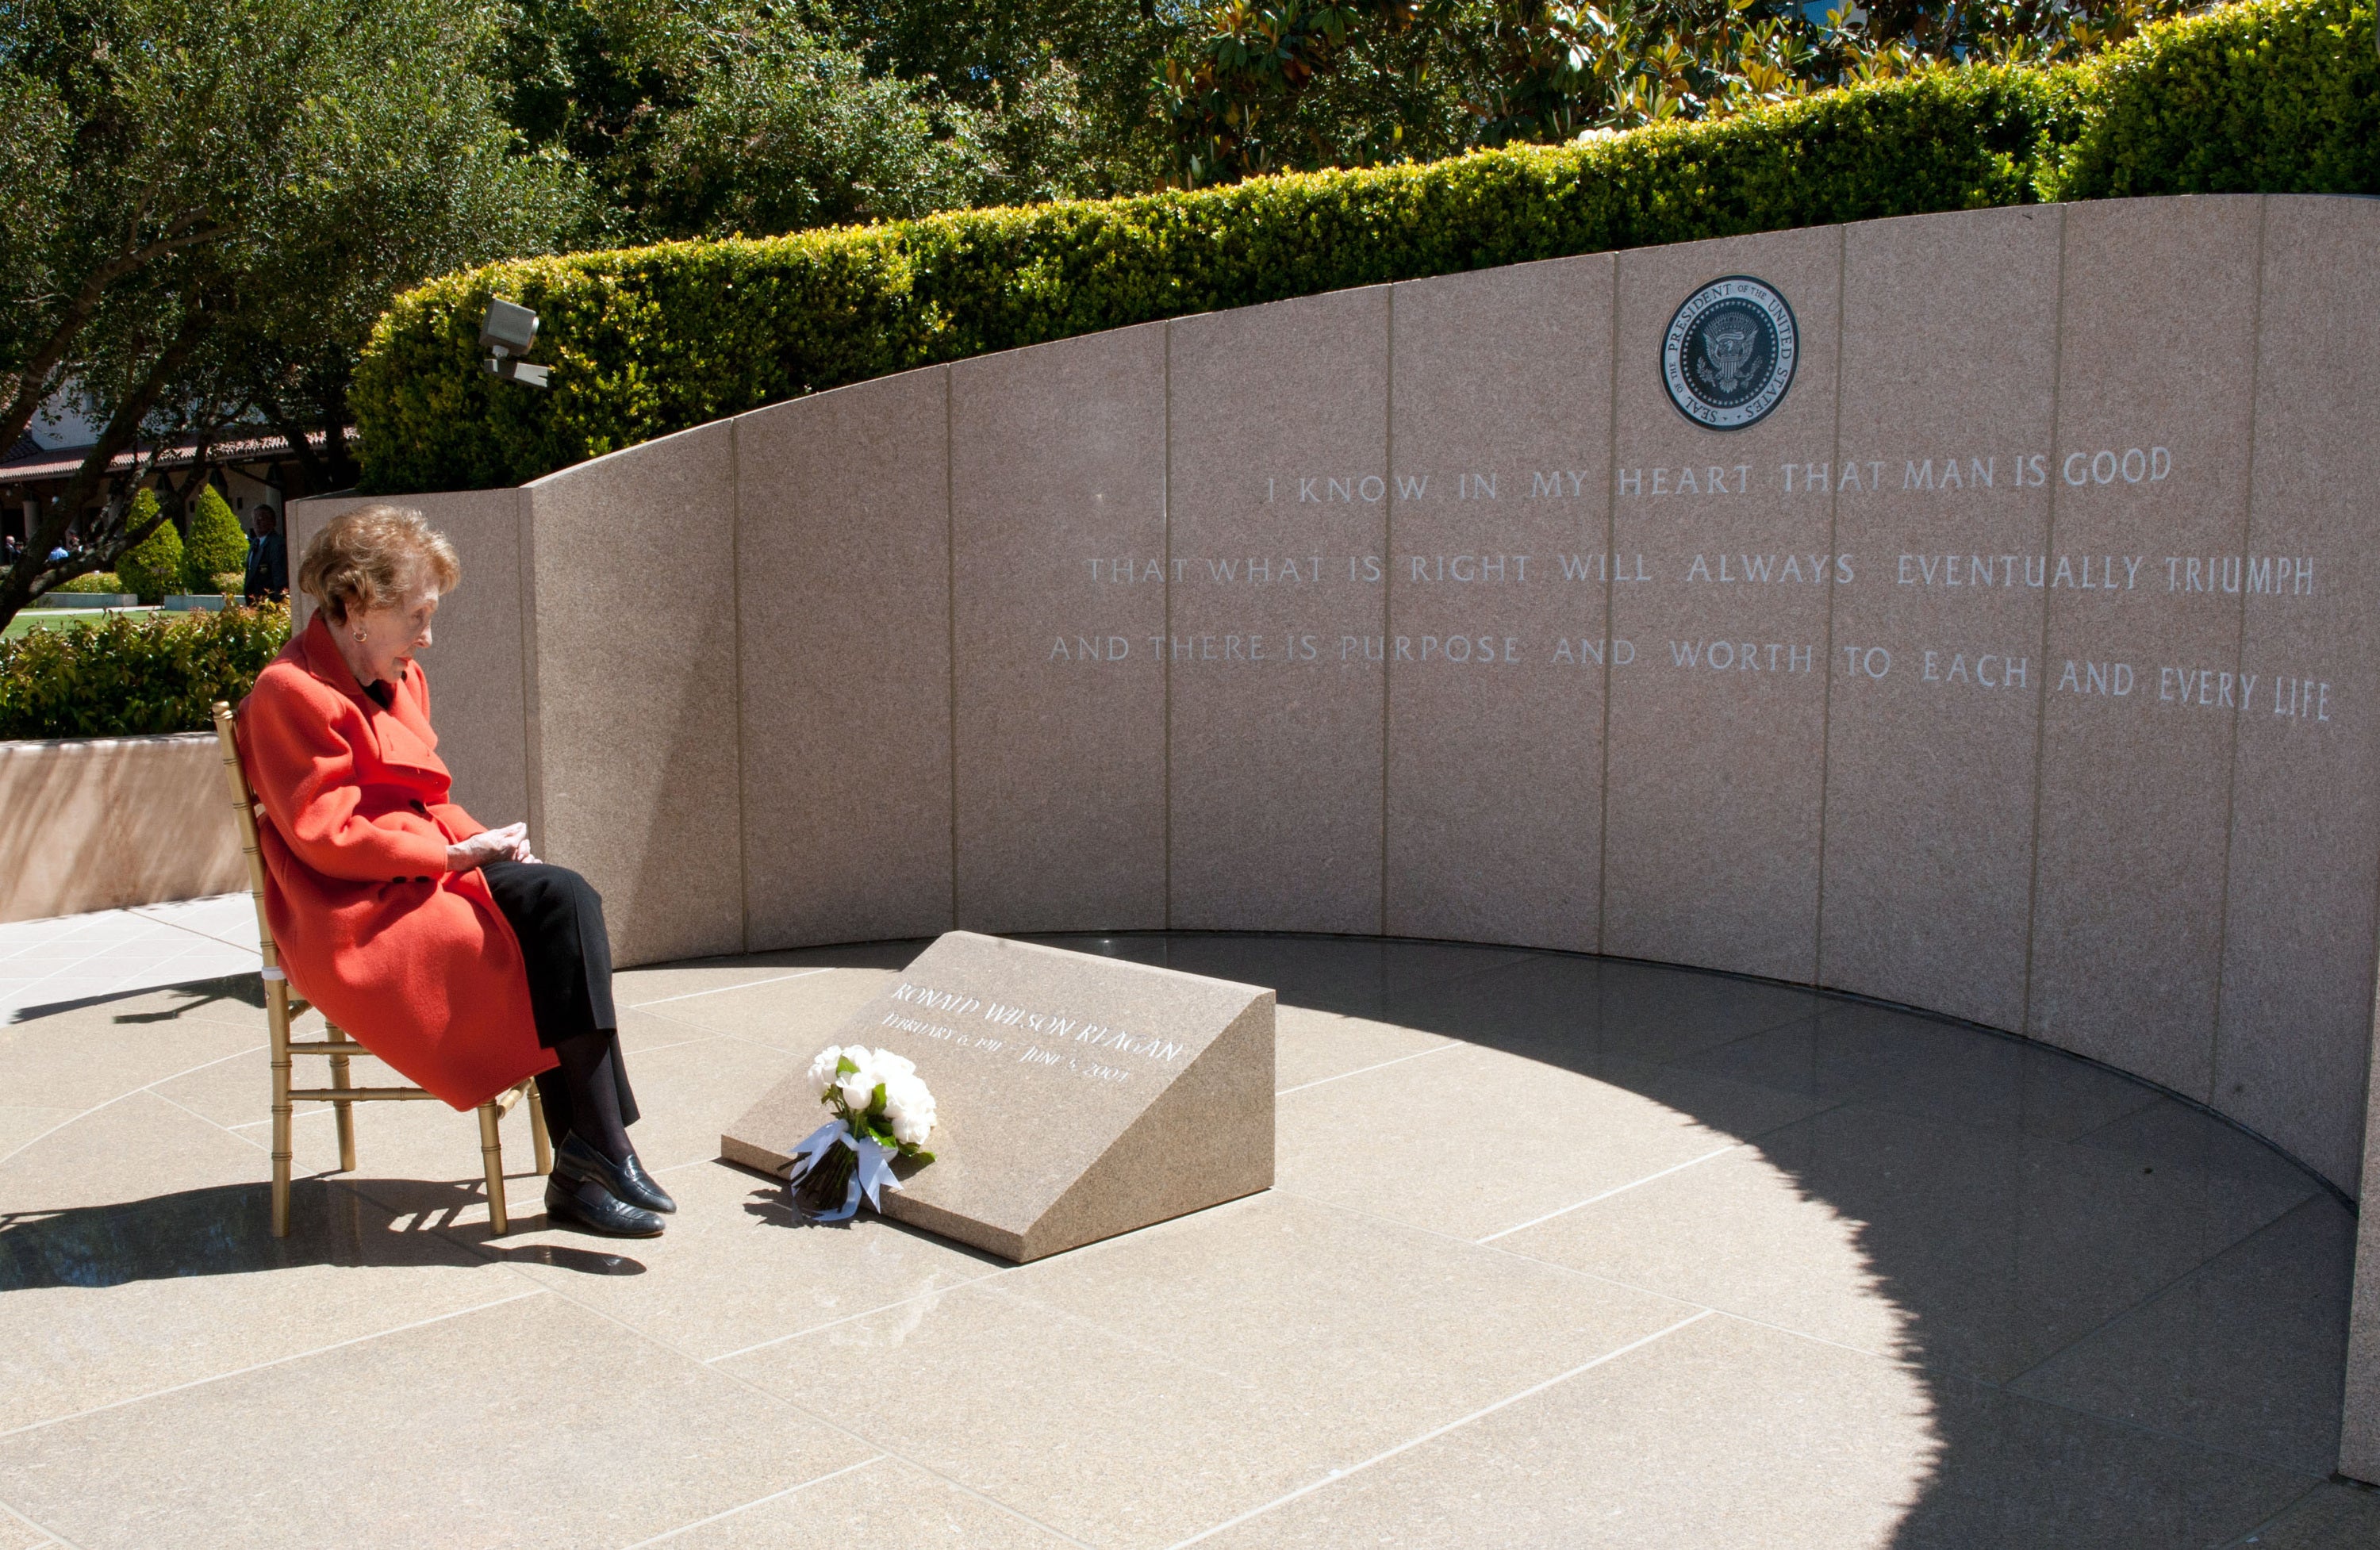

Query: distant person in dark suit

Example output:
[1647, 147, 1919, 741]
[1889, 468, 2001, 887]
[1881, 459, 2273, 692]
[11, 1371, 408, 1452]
[244, 508, 290, 602]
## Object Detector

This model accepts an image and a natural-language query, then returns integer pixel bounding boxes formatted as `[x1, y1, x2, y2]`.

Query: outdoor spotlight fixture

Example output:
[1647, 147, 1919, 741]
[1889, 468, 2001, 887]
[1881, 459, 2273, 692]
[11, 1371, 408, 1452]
[480, 298, 550, 388]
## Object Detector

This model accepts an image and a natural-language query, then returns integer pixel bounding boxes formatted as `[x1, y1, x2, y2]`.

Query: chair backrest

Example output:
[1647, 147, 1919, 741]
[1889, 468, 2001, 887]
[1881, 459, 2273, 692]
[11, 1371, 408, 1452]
[210, 701, 285, 973]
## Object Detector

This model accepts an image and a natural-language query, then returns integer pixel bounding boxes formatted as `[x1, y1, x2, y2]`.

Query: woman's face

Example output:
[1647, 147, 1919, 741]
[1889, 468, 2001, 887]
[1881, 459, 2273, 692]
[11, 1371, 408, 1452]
[347, 566, 441, 684]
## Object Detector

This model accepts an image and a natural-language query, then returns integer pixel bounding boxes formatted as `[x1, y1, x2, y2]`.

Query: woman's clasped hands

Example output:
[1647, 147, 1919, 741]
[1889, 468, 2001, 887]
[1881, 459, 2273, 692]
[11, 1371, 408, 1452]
[445, 821, 538, 872]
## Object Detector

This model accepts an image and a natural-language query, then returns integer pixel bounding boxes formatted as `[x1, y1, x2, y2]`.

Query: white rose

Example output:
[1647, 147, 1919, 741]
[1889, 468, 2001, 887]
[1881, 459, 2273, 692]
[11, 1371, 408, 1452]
[836, 1058, 881, 1113]
[880, 1072, 923, 1118]
[870, 1049, 916, 1080]
[883, 1072, 935, 1142]
[806, 1045, 846, 1101]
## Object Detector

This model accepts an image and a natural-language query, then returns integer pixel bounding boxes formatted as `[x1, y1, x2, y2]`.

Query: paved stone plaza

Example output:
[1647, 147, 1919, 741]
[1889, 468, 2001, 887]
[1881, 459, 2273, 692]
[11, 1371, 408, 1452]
[1, 926, 2374, 1547]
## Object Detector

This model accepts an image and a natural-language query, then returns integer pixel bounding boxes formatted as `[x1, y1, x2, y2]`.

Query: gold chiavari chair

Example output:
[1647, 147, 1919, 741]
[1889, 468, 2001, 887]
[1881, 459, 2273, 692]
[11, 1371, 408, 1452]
[211, 701, 551, 1236]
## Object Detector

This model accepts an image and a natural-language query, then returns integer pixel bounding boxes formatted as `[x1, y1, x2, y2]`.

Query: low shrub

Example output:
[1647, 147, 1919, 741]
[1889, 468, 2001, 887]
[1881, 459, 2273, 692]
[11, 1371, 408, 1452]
[353, 0, 2377, 493]
[182, 487, 249, 594]
[0, 604, 292, 740]
[54, 572, 126, 595]
[114, 492, 183, 605]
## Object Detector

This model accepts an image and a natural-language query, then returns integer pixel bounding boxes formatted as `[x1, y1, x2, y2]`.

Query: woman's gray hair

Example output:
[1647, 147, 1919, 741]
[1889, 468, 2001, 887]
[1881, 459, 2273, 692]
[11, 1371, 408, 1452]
[296, 504, 459, 622]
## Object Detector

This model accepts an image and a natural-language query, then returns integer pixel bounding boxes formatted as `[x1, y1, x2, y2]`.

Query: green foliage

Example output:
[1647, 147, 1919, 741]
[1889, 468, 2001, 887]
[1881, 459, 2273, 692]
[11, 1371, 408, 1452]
[2048, 0, 2380, 198]
[113, 492, 183, 605]
[0, 0, 582, 629]
[181, 486, 248, 594]
[54, 572, 126, 595]
[488, 0, 1149, 244]
[639, 22, 1001, 236]
[354, 0, 2376, 493]
[0, 603, 291, 739]
[1154, 0, 2203, 186]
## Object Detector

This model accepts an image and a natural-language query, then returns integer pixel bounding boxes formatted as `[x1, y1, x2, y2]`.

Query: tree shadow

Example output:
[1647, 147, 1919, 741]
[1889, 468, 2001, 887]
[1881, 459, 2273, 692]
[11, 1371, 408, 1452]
[1029, 930, 2357, 1549]
[4, 934, 2351, 1546]
[0, 1178, 647, 1291]
[7, 969, 265, 1026]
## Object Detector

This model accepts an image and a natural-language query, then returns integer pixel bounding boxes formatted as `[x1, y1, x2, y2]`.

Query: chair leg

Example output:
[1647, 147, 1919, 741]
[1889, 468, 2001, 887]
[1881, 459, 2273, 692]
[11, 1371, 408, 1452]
[526, 1083, 552, 1176]
[478, 1103, 509, 1235]
[269, 982, 294, 1238]
[327, 1034, 357, 1174]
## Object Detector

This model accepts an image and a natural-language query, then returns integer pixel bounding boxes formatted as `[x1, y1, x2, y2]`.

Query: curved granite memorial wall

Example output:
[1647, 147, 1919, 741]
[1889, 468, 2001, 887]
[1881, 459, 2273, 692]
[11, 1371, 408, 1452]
[298, 192, 2380, 1469]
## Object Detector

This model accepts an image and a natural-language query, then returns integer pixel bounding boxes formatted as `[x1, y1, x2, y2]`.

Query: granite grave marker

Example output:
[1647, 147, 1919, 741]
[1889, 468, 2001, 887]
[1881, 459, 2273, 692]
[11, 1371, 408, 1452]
[722, 931, 1276, 1261]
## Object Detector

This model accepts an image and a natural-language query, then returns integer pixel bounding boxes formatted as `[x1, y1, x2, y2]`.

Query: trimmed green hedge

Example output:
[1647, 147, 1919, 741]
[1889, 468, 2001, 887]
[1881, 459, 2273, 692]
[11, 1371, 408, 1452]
[116, 490, 182, 605]
[0, 604, 291, 740]
[54, 572, 126, 595]
[355, 0, 2377, 493]
[2051, 0, 2379, 198]
[182, 486, 249, 594]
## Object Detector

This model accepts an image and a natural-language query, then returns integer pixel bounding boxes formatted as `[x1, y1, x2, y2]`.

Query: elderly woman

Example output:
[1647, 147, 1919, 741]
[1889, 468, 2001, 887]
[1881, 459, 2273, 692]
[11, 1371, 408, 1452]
[238, 505, 674, 1237]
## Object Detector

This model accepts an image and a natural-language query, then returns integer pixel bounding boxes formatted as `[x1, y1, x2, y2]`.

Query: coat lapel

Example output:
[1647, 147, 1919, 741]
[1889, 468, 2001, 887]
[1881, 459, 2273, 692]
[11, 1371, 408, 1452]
[293, 616, 450, 781]
[375, 678, 447, 777]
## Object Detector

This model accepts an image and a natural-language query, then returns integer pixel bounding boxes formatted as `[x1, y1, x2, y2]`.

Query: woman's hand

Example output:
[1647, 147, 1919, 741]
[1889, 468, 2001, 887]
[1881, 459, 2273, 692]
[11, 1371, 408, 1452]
[445, 822, 536, 873]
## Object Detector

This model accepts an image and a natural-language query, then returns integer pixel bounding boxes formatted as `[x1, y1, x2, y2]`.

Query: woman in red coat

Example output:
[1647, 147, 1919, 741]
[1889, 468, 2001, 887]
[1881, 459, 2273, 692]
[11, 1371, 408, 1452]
[240, 504, 674, 1237]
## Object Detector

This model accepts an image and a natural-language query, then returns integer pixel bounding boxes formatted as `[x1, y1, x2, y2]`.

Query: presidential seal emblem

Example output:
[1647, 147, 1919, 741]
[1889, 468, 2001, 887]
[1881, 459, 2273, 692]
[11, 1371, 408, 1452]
[1661, 276, 1798, 430]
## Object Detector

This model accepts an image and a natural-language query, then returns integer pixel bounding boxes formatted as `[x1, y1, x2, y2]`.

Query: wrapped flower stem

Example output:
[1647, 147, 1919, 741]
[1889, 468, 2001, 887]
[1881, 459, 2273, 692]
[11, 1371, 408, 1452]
[790, 1136, 857, 1216]
[786, 1045, 938, 1223]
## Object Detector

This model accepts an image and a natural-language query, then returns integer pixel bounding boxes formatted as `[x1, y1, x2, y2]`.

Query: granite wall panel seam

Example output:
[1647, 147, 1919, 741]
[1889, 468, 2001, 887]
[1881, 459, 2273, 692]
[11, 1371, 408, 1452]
[1162, 320, 1175, 931]
[729, 419, 750, 954]
[1811, 224, 1850, 988]
[944, 366, 962, 930]
[2204, 195, 2269, 1099]
[516, 485, 543, 865]
[1596, 256, 1622, 956]
[2017, 204, 2071, 1032]
[1380, 285, 1396, 937]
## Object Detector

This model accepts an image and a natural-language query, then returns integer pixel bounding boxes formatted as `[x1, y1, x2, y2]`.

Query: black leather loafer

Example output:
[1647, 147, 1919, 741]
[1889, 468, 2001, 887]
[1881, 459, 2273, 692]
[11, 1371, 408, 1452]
[555, 1134, 678, 1214]
[543, 1174, 665, 1237]
[611, 1150, 678, 1214]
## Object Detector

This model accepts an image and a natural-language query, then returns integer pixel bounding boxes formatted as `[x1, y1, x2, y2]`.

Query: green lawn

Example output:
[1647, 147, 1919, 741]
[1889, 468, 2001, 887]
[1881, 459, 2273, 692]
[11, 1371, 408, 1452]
[3, 605, 161, 641]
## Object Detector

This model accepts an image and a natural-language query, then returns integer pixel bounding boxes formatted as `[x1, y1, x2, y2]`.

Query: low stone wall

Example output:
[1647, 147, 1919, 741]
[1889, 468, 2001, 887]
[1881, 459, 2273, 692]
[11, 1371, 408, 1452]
[299, 192, 2380, 1479]
[0, 733, 244, 923]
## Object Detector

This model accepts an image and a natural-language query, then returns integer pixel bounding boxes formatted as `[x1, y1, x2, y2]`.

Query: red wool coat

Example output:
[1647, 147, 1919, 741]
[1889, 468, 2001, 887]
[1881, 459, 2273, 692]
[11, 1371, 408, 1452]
[237, 616, 555, 1109]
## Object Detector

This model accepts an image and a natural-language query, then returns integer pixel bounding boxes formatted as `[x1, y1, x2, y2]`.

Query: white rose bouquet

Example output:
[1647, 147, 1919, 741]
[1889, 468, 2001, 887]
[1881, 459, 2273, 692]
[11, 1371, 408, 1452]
[786, 1045, 939, 1222]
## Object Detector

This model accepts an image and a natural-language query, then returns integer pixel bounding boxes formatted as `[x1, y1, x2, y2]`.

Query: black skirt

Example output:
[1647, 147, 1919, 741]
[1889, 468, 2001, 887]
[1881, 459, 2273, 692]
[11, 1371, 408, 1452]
[479, 860, 639, 1128]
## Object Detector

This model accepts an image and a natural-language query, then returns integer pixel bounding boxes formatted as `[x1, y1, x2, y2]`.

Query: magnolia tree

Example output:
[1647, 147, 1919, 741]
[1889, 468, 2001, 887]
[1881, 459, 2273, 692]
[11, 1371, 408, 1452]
[0, 0, 578, 631]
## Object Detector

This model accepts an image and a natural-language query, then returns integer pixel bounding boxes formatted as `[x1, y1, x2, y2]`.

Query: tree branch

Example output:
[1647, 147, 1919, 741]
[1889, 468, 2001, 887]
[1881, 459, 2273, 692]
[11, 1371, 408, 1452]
[0, 302, 216, 629]
[258, 389, 329, 490]
[0, 211, 232, 455]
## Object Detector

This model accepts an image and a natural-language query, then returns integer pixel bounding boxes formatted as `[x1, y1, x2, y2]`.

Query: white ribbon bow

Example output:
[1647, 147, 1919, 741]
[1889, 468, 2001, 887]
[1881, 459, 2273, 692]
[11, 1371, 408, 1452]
[786, 1118, 901, 1222]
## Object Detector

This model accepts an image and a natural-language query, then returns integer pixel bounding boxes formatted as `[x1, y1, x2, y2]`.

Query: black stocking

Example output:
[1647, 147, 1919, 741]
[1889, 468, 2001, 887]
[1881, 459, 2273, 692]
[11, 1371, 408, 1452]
[537, 1030, 633, 1164]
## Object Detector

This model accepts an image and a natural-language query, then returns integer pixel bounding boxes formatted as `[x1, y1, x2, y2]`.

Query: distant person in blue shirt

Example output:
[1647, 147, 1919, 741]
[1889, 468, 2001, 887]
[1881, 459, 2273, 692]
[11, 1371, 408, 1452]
[244, 508, 289, 602]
